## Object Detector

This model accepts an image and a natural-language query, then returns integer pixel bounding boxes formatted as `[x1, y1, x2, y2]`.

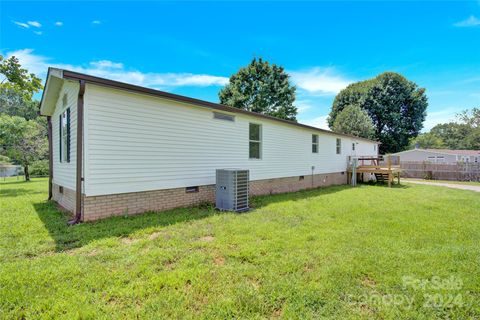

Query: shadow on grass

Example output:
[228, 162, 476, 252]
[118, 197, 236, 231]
[358, 181, 412, 189]
[1, 188, 45, 198]
[33, 200, 220, 252]
[250, 184, 353, 209]
[33, 182, 407, 252]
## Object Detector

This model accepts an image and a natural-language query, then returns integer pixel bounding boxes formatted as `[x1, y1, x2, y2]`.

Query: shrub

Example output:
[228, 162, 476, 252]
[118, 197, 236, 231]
[30, 160, 49, 177]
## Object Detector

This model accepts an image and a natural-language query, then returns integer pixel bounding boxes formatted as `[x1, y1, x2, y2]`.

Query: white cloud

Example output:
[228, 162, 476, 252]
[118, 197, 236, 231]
[290, 67, 353, 95]
[92, 20, 101, 25]
[55, 21, 63, 27]
[90, 60, 124, 69]
[33, 31, 43, 36]
[4, 48, 229, 88]
[300, 115, 330, 130]
[295, 100, 313, 113]
[27, 21, 41, 28]
[423, 108, 458, 131]
[13, 21, 29, 28]
[454, 15, 480, 27]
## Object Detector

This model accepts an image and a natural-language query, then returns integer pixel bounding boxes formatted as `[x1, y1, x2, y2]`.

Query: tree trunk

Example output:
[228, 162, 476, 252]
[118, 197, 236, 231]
[24, 165, 30, 181]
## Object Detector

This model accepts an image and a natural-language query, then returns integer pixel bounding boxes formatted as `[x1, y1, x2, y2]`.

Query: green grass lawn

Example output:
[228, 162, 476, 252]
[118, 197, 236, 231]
[403, 178, 480, 186]
[1, 178, 479, 319]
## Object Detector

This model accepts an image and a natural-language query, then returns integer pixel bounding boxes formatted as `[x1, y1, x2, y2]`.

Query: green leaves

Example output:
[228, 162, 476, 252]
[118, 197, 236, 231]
[332, 105, 375, 140]
[219, 58, 297, 121]
[0, 55, 42, 101]
[329, 72, 428, 153]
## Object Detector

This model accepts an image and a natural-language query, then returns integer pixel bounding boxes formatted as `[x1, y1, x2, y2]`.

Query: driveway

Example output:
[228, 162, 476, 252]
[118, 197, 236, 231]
[404, 180, 480, 193]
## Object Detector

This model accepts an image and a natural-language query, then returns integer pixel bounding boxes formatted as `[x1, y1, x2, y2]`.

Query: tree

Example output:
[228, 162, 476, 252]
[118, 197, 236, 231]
[332, 105, 375, 139]
[328, 72, 428, 153]
[429, 108, 480, 150]
[219, 58, 297, 121]
[0, 55, 43, 120]
[0, 115, 47, 181]
[0, 55, 42, 100]
[0, 86, 40, 120]
[408, 132, 445, 149]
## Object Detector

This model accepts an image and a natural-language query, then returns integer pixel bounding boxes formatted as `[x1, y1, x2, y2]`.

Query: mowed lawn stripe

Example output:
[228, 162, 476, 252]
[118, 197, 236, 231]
[0, 178, 479, 319]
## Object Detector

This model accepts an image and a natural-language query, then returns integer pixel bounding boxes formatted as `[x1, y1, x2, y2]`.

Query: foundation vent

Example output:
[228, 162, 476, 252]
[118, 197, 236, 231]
[215, 169, 249, 212]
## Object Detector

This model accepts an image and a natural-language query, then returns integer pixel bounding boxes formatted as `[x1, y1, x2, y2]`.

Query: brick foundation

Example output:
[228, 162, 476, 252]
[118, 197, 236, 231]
[52, 183, 76, 214]
[82, 185, 215, 221]
[55, 172, 347, 221]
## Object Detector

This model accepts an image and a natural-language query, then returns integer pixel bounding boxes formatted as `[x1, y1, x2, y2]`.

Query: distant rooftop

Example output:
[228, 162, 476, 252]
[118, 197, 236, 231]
[421, 149, 480, 156]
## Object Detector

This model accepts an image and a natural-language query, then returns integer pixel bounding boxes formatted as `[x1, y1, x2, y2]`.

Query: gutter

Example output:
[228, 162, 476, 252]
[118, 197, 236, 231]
[68, 80, 86, 225]
[47, 116, 53, 200]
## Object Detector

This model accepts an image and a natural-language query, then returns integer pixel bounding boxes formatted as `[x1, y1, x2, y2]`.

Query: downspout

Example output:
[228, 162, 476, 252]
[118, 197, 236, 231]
[68, 80, 86, 225]
[47, 116, 53, 200]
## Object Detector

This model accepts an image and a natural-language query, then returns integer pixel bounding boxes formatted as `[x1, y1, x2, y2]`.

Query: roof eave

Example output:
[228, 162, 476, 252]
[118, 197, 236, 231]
[40, 68, 64, 116]
[56, 68, 379, 144]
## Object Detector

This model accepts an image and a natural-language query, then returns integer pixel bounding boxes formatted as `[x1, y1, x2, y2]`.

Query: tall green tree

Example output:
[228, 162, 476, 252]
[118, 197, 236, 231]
[0, 55, 43, 120]
[332, 105, 375, 139]
[429, 108, 480, 150]
[0, 115, 48, 181]
[408, 132, 445, 149]
[0, 55, 47, 181]
[0, 55, 42, 100]
[219, 58, 297, 121]
[328, 72, 428, 153]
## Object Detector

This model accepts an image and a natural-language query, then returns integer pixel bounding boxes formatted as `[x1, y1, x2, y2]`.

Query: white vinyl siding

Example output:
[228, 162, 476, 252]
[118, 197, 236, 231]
[52, 81, 78, 190]
[83, 84, 378, 196]
[393, 150, 458, 163]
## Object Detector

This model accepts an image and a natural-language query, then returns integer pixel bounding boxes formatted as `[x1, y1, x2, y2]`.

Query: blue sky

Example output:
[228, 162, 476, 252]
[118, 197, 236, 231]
[1, 1, 479, 130]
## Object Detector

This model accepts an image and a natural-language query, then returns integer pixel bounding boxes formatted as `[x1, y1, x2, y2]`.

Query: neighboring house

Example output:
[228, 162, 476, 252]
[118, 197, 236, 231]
[393, 148, 480, 164]
[0, 164, 21, 177]
[40, 68, 379, 222]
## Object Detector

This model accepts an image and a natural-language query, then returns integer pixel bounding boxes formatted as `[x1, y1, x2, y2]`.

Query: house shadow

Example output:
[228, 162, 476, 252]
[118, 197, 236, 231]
[33, 200, 221, 252]
[33, 182, 409, 252]
[250, 184, 356, 209]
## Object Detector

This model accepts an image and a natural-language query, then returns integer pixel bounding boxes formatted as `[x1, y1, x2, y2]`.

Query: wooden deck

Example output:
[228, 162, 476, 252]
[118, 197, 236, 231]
[347, 156, 401, 187]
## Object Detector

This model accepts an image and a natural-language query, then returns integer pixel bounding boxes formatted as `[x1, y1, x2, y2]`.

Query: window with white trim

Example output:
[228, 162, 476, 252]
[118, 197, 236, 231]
[249, 123, 261, 159]
[312, 135, 318, 153]
[352, 143, 355, 151]
[59, 108, 71, 163]
[336, 138, 341, 154]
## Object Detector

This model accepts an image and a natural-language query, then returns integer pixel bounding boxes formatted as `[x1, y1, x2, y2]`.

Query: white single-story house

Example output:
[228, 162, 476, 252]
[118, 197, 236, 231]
[393, 148, 480, 164]
[40, 68, 379, 222]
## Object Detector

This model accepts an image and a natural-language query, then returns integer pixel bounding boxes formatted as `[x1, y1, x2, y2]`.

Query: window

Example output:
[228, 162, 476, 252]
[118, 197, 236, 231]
[213, 112, 235, 122]
[336, 138, 341, 154]
[352, 143, 356, 151]
[312, 135, 318, 153]
[249, 123, 261, 159]
[59, 108, 70, 163]
[374, 144, 377, 151]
